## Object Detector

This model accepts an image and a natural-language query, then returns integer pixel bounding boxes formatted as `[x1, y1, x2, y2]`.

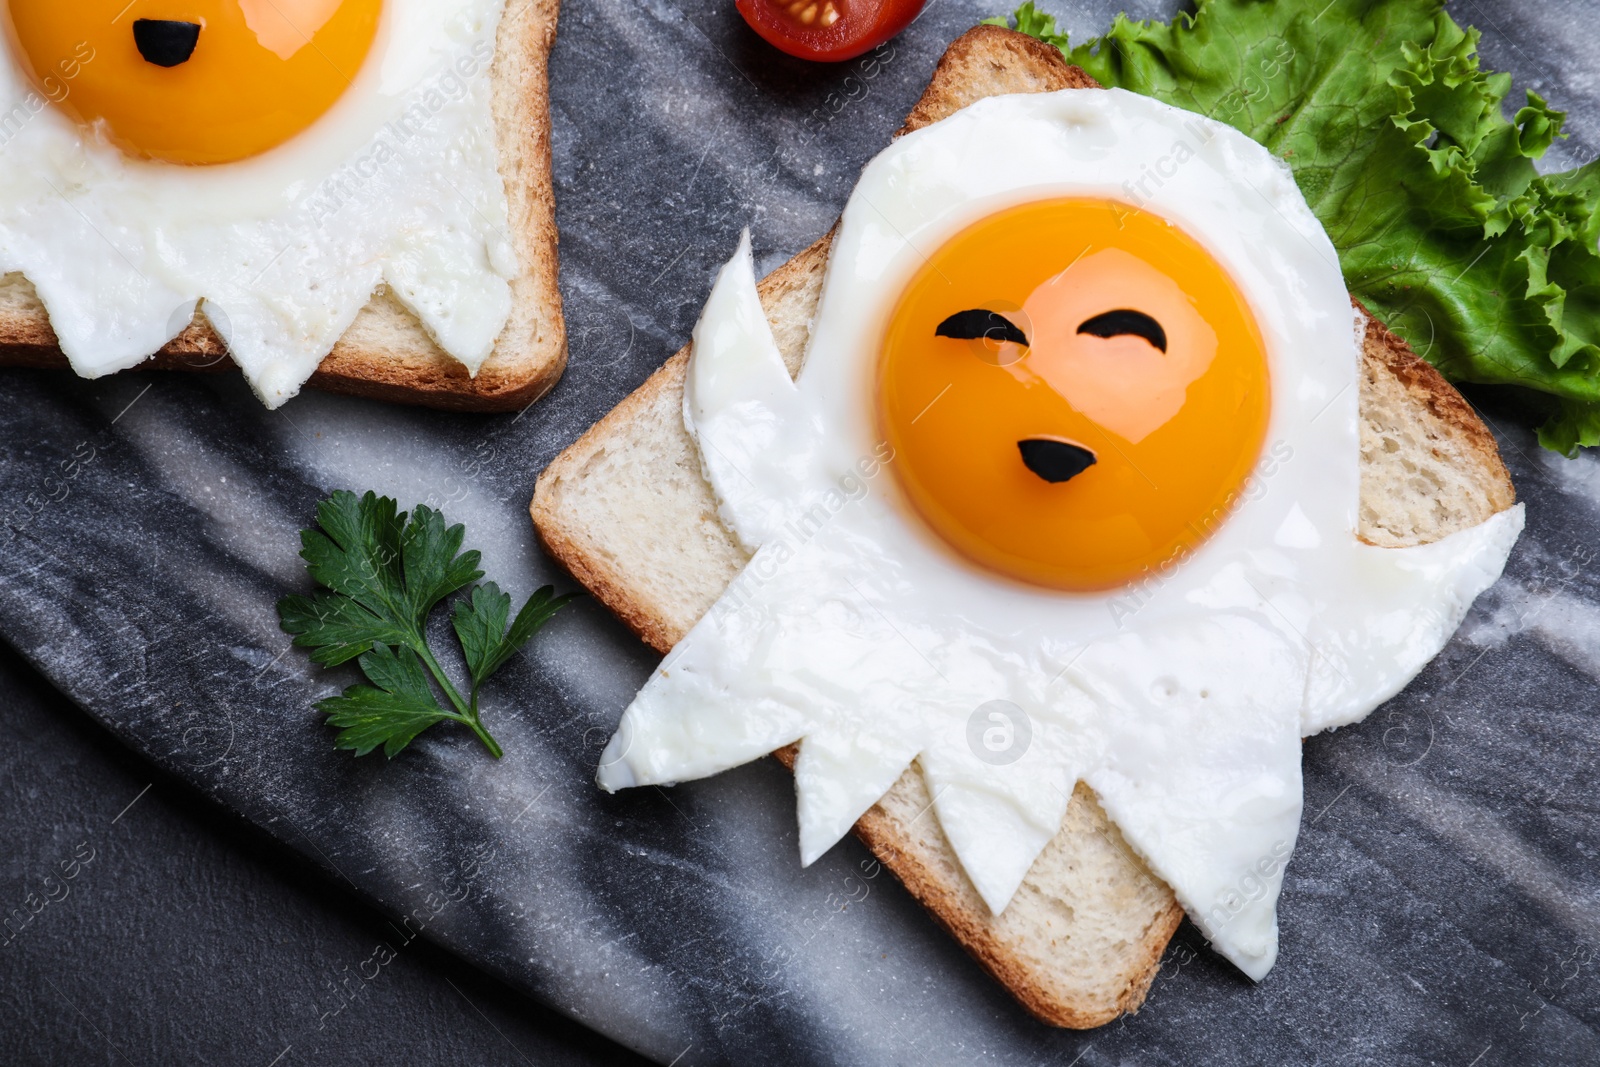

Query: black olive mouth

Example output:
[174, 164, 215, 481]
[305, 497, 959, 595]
[1018, 438, 1097, 484]
[134, 19, 202, 68]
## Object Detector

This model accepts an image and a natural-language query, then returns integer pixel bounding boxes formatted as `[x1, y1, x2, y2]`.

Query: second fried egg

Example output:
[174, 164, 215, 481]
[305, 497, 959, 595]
[0, 0, 515, 406]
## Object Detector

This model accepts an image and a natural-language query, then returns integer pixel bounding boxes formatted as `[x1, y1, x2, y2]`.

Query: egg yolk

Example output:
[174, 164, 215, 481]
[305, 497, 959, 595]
[877, 198, 1271, 592]
[4, 0, 382, 164]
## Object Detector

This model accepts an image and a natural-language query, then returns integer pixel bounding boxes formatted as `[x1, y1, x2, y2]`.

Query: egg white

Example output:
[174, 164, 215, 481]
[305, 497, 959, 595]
[596, 90, 1522, 979]
[0, 0, 514, 406]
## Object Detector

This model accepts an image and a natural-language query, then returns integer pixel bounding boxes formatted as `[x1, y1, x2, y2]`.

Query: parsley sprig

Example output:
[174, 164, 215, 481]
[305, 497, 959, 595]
[277, 490, 576, 759]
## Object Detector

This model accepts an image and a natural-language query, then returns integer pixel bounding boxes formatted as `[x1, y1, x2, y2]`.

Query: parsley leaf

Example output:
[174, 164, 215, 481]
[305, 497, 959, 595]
[451, 582, 580, 692]
[995, 0, 1600, 452]
[276, 591, 410, 667]
[400, 502, 485, 621]
[277, 490, 577, 760]
[317, 645, 455, 758]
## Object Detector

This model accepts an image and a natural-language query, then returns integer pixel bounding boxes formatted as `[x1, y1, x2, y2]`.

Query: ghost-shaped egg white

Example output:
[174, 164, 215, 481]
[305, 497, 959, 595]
[596, 89, 1522, 980]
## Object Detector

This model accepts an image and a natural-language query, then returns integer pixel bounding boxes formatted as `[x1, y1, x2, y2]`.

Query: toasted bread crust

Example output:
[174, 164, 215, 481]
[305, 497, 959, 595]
[771, 742, 1184, 1027]
[531, 349, 698, 652]
[1356, 298, 1515, 512]
[0, 0, 565, 413]
[530, 232, 836, 649]
[530, 25, 1518, 1029]
[851, 797, 1182, 1027]
[900, 23, 1099, 134]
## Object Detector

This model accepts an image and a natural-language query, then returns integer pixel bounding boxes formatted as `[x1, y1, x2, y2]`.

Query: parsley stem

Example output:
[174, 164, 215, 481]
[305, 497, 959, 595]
[459, 715, 503, 759]
[413, 641, 471, 717]
[461, 686, 500, 757]
[414, 642, 500, 758]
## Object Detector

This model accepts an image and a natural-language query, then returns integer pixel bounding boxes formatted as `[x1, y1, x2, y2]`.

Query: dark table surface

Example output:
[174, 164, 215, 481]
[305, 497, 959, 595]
[3, 1, 1600, 1065]
[0, 639, 646, 1066]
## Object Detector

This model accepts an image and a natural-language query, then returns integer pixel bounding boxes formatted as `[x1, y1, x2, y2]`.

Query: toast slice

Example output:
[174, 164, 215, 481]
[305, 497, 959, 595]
[531, 25, 1516, 1027]
[0, 0, 565, 413]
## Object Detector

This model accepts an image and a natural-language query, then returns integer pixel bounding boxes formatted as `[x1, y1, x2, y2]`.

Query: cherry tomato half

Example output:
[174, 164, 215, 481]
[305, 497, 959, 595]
[735, 0, 925, 62]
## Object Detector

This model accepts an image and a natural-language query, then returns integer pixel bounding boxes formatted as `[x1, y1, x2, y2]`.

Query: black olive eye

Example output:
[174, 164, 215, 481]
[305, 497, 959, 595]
[1076, 309, 1167, 353]
[935, 309, 1029, 347]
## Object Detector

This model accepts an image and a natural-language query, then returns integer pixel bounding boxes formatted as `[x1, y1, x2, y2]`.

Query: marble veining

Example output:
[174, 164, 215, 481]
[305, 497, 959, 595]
[0, 0, 1596, 1063]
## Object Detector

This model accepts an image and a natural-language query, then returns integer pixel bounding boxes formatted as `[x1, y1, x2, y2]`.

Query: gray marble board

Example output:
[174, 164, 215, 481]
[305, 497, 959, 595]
[1, 0, 1597, 1063]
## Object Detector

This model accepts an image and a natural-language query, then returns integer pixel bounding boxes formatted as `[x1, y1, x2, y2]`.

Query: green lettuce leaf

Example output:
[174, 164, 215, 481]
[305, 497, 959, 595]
[990, 0, 1600, 452]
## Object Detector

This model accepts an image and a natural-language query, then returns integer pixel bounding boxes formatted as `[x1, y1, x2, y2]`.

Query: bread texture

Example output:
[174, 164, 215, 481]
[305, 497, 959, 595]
[530, 24, 1515, 1028]
[1356, 304, 1516, 546]
[0, 0, 565, 412]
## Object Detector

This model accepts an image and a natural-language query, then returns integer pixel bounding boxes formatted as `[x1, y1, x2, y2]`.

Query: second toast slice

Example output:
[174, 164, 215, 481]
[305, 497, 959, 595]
[0, 0, 565, 413]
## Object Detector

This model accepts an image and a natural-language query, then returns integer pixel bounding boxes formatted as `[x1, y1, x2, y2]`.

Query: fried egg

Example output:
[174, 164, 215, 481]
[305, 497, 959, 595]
[0, 0, 514, 406]
[596, 89, 1524, 980]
